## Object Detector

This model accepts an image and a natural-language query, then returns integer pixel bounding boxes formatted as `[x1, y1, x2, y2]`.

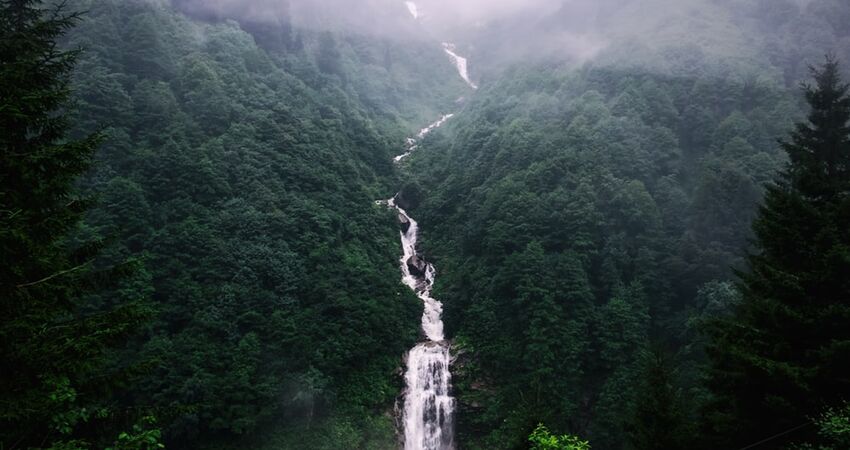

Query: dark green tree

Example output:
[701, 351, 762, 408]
[628, 348, 688, 450]
[0, 1, 151, 447]
[702, 57, 850, 448]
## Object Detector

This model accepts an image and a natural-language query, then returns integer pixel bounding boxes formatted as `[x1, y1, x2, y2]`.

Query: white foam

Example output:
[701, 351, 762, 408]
[385, 198, 455, 449]
[442, 43, 478, 89]
[393, 114, 454, 164]
[405, 1, 419, 19]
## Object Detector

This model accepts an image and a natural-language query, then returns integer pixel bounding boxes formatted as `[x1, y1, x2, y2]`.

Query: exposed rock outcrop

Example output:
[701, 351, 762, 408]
[399, 213, 411, 233]
[407, 254, 428, 277]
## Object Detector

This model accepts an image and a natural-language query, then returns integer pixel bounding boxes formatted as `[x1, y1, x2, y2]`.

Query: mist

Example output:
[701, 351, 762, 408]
[171, 0, 562, 31]
[167, 0, 850, 91]
[6, 0, 849, 448]
[168, 0, 608, 71]
[172, 0, 420, 39]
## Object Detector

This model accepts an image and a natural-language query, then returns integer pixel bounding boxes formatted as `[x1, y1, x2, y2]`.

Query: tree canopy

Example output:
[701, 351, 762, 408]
[0, 1, 153, 447]
[703, 57, 850, 450]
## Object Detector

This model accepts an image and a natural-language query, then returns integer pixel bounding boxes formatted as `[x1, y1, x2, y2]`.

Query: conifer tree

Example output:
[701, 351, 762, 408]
[628, 349, 688, 450]
[0, 1, 151, 447]
[702, 57, 850, 448]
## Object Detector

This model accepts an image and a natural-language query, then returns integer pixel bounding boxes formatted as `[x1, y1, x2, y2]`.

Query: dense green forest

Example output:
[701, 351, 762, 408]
[2, 0, 466, 448]
[2, 0, 849, 449]
[64, 0, 470, 448]
[404, 62, 794, 448]
[400, 1, 850, 448]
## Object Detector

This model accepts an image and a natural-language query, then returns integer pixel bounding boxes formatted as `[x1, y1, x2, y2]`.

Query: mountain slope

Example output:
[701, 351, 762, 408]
[64, 0, 466, 447]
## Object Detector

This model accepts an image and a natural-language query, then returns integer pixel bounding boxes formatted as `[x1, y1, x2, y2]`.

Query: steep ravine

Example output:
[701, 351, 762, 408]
[384, 4, 478, 448]
[388, 192, 455, 450]
[380, 113, 456, 450]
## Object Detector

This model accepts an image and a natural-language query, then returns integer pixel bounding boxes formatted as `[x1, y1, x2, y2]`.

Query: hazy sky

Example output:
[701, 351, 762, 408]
[412, 0, 562, 25]
[172, 0, 569, 32]
[171, 0, 606, 55]
[169, 0, 847, 79]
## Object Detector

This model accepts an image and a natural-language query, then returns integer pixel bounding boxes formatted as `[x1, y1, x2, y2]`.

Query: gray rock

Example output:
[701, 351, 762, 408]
[398, 214, 411, 233]
[407, 254, 428, 277]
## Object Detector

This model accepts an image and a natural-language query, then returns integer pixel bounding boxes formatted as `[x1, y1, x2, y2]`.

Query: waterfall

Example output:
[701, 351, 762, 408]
[394, 114, 454, 163]
[383, 113, 456, 450]
[442, 43, 478, 89]
[382, 24, 479, 448]
[388, 198, 455, 450]
[405, 1, 420, 19]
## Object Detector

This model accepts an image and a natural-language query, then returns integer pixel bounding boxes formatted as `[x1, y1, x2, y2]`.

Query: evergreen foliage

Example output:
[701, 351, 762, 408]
[0, 0, 152, 447]
[48, 0, 466, 447]
[407, 58, 801, 447]
[627, 349, 688, 450]
[703, 58, 850, 449]
[3, 0, 850, 449]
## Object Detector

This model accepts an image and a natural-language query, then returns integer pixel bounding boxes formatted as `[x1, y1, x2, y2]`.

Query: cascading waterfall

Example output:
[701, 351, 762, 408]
[405, 1, 420, 19]
[394, 114, 454, 163]
[383, 113, 456, 450]
[404, 1, 478, 90]
[388, 198, 454, 450]
[442, 43, 478, 90]
[382, 8, 478, 445]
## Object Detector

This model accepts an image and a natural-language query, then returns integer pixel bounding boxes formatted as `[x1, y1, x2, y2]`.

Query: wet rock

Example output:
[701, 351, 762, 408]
[393, 193, 411, 210]
[395, 183, 423, 210]
[398, 214, 411, 233]
[407, 254, 428, 277]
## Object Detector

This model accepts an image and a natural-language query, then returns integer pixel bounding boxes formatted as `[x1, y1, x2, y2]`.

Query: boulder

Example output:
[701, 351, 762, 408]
[398, 213, 411, 233]
[394, 183, 423, 210]
[407, 254, 428, 277]
[393, 193, 411, 210]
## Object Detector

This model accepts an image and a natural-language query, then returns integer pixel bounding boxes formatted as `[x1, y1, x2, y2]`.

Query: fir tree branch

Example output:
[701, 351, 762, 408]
[16, 260, 91, 288]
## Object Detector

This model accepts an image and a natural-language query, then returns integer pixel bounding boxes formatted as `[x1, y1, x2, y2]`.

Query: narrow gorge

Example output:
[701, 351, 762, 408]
[383, 113, 457, 450]
[384, 4, 478, 448]
[388, 193, 454, 450]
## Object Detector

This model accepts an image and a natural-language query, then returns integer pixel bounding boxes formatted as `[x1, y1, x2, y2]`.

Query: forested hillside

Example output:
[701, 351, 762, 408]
[405, 60, 794, 450]
[2, 1, 849, 449]
[58, 0, 464, 448]
[400, 1, 850, 447]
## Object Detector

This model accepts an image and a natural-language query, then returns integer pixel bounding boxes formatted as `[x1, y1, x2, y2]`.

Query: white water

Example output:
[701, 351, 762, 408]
[388, 197, 455, 450]
[381, 25, 480, 448]
[384, 114, 455, 450]
[405, 1, 419, 19]
[394, 114, 454, 163]
[442, 43, 478, 89]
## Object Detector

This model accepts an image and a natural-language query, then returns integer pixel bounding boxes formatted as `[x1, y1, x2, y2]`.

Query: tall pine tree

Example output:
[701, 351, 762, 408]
[0, 1, 151, 447]
[702, 57, 850, 448]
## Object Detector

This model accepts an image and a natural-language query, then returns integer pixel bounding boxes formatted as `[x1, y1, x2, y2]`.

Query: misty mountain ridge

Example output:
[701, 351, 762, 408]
[169, 0, 850, 89]
[2, 0, 850, 449]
